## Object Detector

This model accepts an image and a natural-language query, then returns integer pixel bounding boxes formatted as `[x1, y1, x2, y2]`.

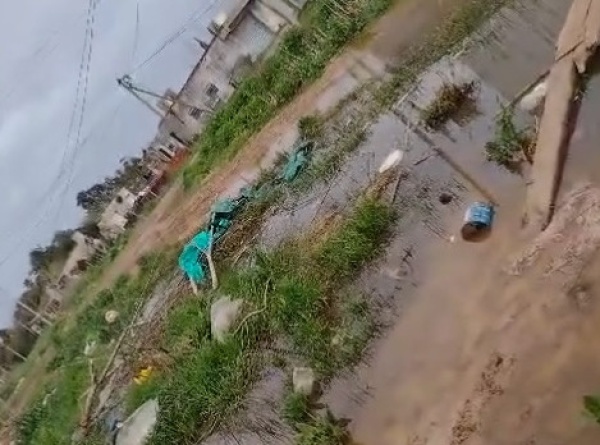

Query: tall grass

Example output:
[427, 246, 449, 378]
[296, 413, 348, 445]
[16, 251, 176, 445]
[182, 0, 394, 188]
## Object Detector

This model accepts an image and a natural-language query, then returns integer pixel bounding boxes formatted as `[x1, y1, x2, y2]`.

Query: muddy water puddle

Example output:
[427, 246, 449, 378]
[260, 55, 521, 248]
[254, 51, 528, 435]
[208, 0, 578, 442]
[561, 72, 600, 192]
[460, 0, 569, 99]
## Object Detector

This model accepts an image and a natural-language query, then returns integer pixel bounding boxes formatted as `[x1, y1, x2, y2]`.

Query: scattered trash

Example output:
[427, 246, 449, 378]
[133, 366, 154, 386]
[293, 367, 316, 396]
[211, 297, 244, 343]
[379, 149, 404, 173]
[105, 407, 124, 445]
[105, 310, 120, 324]
[115, 399, 159, 445]
[461, 202, 495, 242]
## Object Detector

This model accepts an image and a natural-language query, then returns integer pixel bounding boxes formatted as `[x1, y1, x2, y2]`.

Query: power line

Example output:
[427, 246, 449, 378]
[130, 1, 141, 71]
[0, 10, 89, 109]
[131, 0, 219, 74]
[0, 0, 101, 269]
[38, 0, 102, 215]
[0, 0, 218, 269]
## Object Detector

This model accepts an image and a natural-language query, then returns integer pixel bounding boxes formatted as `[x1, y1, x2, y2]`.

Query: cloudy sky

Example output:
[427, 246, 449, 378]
[0, 0, 234, 325]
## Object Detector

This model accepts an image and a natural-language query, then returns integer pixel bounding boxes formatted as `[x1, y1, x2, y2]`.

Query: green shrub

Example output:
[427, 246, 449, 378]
[584, 395, 600, 423]
[283, 392, 312, 428]
[296, 413, 347, 445]
[299, 115, 324, 140]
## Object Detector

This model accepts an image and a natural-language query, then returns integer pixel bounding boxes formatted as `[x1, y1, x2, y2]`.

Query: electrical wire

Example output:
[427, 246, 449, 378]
[0, 0, 218, 269]
[130, 0, 219, 74]
[130, 1, 141, 71]
[0, 0, 100, 268]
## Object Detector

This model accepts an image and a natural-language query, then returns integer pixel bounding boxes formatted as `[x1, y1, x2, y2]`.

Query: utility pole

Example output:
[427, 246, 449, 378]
[117, 75, 212, 123]
[117, 75, 166, 120]
[0, 338, 25, 362]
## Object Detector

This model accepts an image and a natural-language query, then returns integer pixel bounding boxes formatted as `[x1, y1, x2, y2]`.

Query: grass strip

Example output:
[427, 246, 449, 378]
[143, 198, 394, 444]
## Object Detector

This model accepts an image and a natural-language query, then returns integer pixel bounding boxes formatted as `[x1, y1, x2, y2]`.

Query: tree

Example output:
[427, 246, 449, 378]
[28, 230, 75, 273]
[29, 248, 47, 273]
[78, 221, 101, 239]
[75, 156, 148, 214]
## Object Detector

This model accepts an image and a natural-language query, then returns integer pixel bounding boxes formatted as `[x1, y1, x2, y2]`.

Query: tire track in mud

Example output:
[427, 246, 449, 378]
[451, 353, 514, 445]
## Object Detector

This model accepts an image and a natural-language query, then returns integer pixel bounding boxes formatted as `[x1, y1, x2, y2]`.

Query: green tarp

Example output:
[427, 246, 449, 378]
[179, 139, 314, 284]
[281, 140, 313, 182]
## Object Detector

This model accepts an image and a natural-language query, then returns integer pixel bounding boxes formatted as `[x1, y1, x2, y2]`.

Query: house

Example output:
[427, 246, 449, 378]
[156, 0, 309, 143]
[57, 231, 105, 286]
[98, 188, 138, 239]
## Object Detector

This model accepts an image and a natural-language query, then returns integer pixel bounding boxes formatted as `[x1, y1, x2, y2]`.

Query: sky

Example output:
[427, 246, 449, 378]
[0, 0, 235, 326]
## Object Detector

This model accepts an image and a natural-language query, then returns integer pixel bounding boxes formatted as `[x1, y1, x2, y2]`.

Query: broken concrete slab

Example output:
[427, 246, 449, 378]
[525, 57, 576, 232]
[293, 367, 316, 396]
[115, 399, 159, 445]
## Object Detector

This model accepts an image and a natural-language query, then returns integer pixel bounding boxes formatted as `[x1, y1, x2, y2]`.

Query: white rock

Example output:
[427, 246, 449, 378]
[116, 399, 159, 445]
[211, 296, 244, 343]
[293, 367, 316, 396]
[105, 310, 120, 324]
[520, 81, 547, 113]
[378, 150, 404, 173]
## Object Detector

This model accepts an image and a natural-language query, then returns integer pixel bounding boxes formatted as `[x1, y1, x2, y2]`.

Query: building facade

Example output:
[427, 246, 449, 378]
[98, 188, 138, 239]
[156, 0, 309, 144]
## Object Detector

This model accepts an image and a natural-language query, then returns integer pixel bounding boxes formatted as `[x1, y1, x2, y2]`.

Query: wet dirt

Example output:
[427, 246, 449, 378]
[229, 2, 600, 445]
[350, 184, 600, 445]
[313, 2, 600, 445]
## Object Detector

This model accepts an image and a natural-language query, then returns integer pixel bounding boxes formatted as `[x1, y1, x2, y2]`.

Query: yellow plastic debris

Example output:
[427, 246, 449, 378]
[133, 366, 153, 385]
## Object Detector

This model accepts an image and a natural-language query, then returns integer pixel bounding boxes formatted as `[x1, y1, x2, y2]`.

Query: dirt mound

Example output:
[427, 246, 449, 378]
[509, 183, 600, 285]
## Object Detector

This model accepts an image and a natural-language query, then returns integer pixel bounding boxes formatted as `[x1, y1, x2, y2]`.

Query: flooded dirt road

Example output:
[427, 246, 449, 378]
[310, 0, 600, 444]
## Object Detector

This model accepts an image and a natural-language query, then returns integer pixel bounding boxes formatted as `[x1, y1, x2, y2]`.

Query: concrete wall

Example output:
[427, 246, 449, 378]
[157, 0, 305, 143]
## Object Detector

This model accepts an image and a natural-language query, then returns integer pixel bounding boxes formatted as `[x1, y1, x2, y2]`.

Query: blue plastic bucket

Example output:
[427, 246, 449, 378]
[461, 202, 495, 241]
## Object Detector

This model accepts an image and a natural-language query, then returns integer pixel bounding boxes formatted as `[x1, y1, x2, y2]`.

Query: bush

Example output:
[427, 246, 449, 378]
[296, 413, 348, 445]
[283, 392, 312, 428]
[299, 115, 324, 140]
[485, 107, 533, 172]
[421, 82, 477, 129]
[584, 395, 600, 423]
